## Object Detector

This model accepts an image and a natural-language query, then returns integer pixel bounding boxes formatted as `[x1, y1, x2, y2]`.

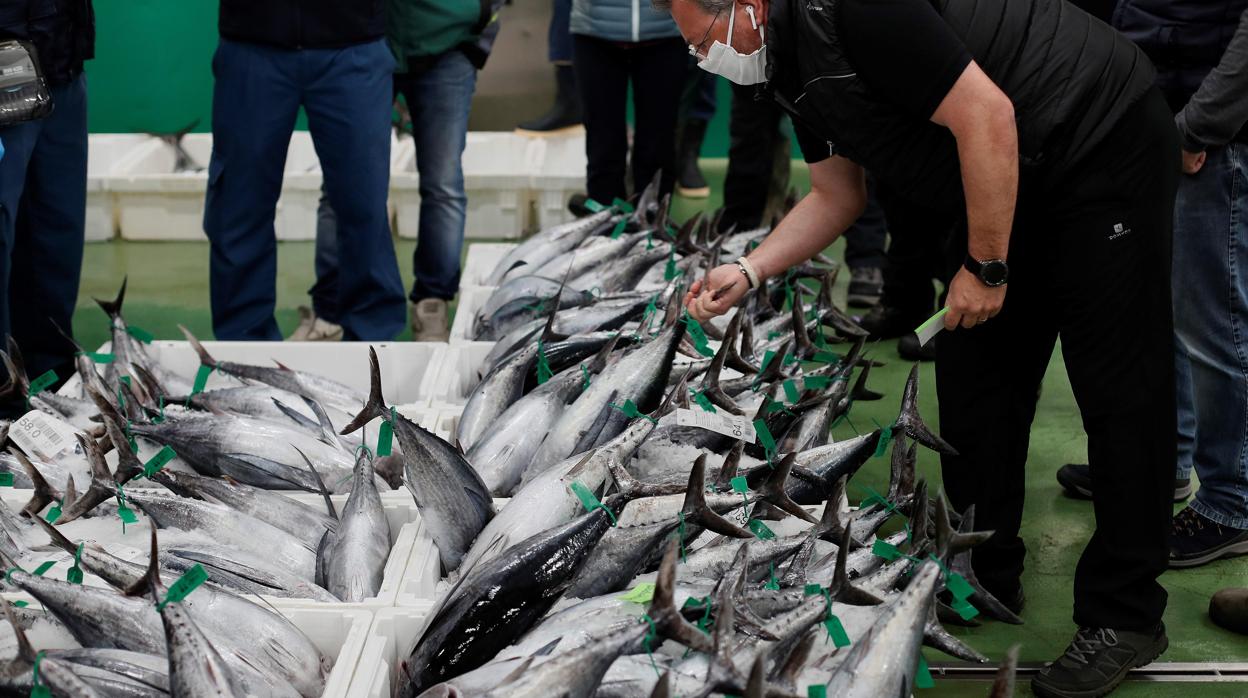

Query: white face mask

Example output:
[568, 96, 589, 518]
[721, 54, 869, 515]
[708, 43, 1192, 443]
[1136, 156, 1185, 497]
[694, 3, 767, 85]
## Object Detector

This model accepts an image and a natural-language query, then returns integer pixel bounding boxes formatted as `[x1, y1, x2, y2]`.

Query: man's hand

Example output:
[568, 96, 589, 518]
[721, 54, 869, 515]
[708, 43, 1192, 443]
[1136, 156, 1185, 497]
[1182, 149, 1207, 175]
[684, 264, 750, 322]
[944, 267, 1006, 330]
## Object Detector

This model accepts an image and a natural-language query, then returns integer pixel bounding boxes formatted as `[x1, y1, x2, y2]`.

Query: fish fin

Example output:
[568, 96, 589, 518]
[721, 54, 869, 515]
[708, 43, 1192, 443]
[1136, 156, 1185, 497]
[816, 270, 836, 313]
[129, 362, 168, 404]
[30, 516, 76, 555]
[651, 367, 694, 423]
[0, 340, 30, 398]
[301, 397, 350, 451]
[773, 631, 816, 689]
[125, 527, 164, 599]
[815, 476, 858, 547]
[293, 446, 337, 520]
[314, 528, 333, 590]
[907, 479, 932, 553]
[271, 398, 321, 432]
[454, 439, 466, 456]
[61, 475, 78, 515]
[495, 656, 536, 688]
[564, 450, 598, 480]
[585, 333, 622, 375]
[340, 347, 390, 435]
[12, 449, 55, 519]
[272, 360, 292, 372]
[632, 171, 662, 227]
[711, 441, 744, 492]
[93, 277, 128, 320]
[790, 290, 815, 359]
[883, 435, 918, 510]
[94, 397, 143, 485]
[990, 645, 1022, 697]
[742, 650, 768, 698]
[923, 598, 989, 662]
[648, 672, 672, 698]
[647, 539, 715, 654]
[757, 452, 819, 524]
[948, 504, 993, 555]
[819, 302, 869, 340]
[1, 600, 37, 663]
[178, 324, 218, 370]
[674, 211, 702, 255]
[53, 433, 119, 523]
[723, 311, 759, 375]
[739, 309, 759, 363]
[895, 364, 957, 455]
[681, 454, 752, 538]
[700, 319, 743, 416]
[778, 535, 818, 588]
[849, 362, 884, 402]
[830, 526, 884, 607]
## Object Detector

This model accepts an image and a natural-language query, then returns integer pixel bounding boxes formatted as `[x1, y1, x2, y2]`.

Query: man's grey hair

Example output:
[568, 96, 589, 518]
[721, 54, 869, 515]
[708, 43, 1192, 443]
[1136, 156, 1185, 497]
[652, 0, 734, 13]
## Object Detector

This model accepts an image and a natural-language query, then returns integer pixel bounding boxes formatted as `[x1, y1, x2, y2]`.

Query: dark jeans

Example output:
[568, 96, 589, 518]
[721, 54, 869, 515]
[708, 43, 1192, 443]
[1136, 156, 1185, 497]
[311, 51, 477, 317]
[875, 182, 955, 317]
[572, 35, 686, 202]
[549, 0, 573, 64]
[937, 87, 1179, 631]
[843, 177, 888, 270]
[203, 38, 405, 341]
[0, 73, 86, 383]
[721, 83, 788, 232]
[681, 62, 718, 124]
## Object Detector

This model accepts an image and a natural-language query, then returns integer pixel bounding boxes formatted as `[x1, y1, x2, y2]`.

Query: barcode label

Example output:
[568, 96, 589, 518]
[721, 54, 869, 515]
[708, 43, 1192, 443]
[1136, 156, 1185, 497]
[674, 408, 757, 443]
[9, 411, 76, 462]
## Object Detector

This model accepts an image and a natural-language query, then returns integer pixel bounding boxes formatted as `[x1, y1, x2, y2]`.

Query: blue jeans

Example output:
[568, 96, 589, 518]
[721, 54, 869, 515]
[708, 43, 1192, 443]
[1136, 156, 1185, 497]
[550, 0, 573, 64]
[312, 51, 475, 309]
[204, 38, 406, 341]
[1174, 142, 1248, 530]
[0, 74, 86, 381]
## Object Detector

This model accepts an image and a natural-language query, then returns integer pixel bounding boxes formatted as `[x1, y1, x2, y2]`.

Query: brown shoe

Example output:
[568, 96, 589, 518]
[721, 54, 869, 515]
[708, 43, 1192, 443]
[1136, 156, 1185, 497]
[287, 306, 343, 342]
[1210, 588, 1248, 636]
[411, 299, 450, 342]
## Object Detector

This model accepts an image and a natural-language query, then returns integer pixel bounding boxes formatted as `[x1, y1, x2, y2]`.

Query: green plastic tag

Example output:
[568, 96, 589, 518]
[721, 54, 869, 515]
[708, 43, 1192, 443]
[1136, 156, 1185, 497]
[783, 379, 800, 404]
[748, 519, 776, 540]
[804, 583, 823, 597]
[946, 571, 975, 601]
[691, 389, 716, 413]
[730, 476, 749, 494]
[825, 616, 851, 647]
[619, 582, 657, 604]
[665, 224, 678, 240]
[804, 375, 831, 390]
[115, 487, 138, 531]
[536, 341, 553, 385]
[915, 653, 935, 689]
[764, 397, 791, 415]
[764, 562, 780, 590]
[759, 350, 777, 373]
[32, 561, 54, 577]
[872, 539, 904, 561]
[580, 364, 591, 390]
[30, 651, 49, 698]
[13, 601, 27, 609]
[190, 364, 214, 396]
[610, 218, 628, 239]
[754, 419, 777, 455]
[611, 197, 635, 213]
[44, 500, 62, 524]
[807, 686, 827, 698]
[812, 351, 840, 364]
[143, 445, 176, 478]
[584, 198, 606, 213]
[377, 407, 396, 457]
[781, 352, 799, 367]
[157, 564, 209, 610]
[951, 596, 980, 621]
[873, 425, 894, 458]
[119, 375, 131, 387]
[767, 330, 781, 341]
[0, 473, 12, 487]
[126, 325, 154, 344]
[83, 352, 115, 364]
[569, 480, 618, 525]
[783, 281, 795, 311]
[27, 370, 57, 399]
[664, 248, 681, 281]
[66, 542, 83, 585]
[609, 399, 657, 424]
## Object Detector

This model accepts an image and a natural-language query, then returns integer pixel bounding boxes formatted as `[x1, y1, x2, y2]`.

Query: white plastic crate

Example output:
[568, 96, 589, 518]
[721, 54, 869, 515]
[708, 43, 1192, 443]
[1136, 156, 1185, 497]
[392, 133, 540, 241]
[460, 242, 516, 289]
[86, 134, 152, 242]
[449, 287, 494, 342]
[420, 341, 494, 406]
[394, 497, 509, 609]
[529, 134, 587, 230]
[350, 607, 431, 698]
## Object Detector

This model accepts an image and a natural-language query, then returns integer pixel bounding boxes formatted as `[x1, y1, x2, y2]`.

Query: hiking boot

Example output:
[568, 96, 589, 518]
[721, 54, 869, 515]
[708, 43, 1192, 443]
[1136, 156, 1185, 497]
[898, 333, 936, 362]
[1170, 506, 1248, 568]
[846, 266, 884, 308]
[411, 299, 450, 342]
[856, 303, 927, 340]
[516, 65, 583, 135]
[1055, 463, 1192, 503]
[286, 306, 343, 342]
[1210, 588, 1248, 636]
[1032, 625, 1168, 698]
[676, 119, 710, 199]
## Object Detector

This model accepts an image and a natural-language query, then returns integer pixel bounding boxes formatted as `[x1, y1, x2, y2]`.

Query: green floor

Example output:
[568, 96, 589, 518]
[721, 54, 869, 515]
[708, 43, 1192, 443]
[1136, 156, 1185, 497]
[71, 160, 1247, 695]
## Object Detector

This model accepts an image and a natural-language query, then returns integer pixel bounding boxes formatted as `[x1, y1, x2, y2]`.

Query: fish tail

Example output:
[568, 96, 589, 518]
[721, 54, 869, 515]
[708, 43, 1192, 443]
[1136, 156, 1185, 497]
[790, 289, 815, 359]
[31, 516, 76, 555]
[646, 539, 715, 654]
[340, 346, 389, 435]
[680, 454, 752, 539]
[850, 361, 885, 402]
[829, 525, 884, 607]
[124, 526, 164, 601]
[722, 311, 759, 376]
[757, 452, 819, 524]
[884, 434, 919, 508]
[924, 598, 990, 663]
[93, 277, 127, 320]
[814, 475, 857, 547]
[896, 364, 958, 455]
[710, 441, 744, 492]
[11, 449, 54, 519]
[178, 324, 218, 370]
[0, 599, 36, 662]
[700, 317, 743, 416]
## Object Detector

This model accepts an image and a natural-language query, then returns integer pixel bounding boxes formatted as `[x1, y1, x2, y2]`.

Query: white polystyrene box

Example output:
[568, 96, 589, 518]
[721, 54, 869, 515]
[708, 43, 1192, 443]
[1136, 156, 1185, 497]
[449, 287, 494, 342]
[349, 607, 432, 698]
[86, 134, 153, 242]
[459, 242, 516, 290]
[421, 341, 494, 406]
[528, 133, 587, 231]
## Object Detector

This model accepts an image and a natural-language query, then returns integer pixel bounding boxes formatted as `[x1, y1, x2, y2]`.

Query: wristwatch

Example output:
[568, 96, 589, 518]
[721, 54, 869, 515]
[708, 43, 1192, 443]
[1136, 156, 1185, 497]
[964, 255, 1009, 287]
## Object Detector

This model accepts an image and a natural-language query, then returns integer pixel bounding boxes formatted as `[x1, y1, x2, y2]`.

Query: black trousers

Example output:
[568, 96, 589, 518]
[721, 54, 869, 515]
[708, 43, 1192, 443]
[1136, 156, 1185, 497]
[721, 83, 788, 232]
[937, 87, 1179, 631]
[572, 35, 686, 202]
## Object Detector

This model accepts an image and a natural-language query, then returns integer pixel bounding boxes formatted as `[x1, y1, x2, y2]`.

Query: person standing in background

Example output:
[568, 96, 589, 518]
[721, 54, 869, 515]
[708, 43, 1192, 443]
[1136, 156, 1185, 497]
[0, 0, 94, 396]
[572, 0, 688, 202]
[204, 1, 406, 341]
[517, 0, 584, 135]
[676, 68, 716, 198]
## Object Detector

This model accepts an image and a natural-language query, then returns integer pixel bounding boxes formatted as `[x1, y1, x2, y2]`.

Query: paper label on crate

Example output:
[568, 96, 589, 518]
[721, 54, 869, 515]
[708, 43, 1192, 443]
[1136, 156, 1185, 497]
[675, 408, 756, 443]
[9, 411, 77, 462]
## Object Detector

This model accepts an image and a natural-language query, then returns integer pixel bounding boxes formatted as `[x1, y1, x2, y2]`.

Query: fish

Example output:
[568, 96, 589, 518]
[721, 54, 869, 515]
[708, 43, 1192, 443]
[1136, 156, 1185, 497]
[317, 449, 391, 602]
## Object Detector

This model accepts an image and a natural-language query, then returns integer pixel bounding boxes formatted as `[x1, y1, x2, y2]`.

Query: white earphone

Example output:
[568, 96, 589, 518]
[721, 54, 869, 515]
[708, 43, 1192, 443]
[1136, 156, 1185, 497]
[745, 5, 759, 29]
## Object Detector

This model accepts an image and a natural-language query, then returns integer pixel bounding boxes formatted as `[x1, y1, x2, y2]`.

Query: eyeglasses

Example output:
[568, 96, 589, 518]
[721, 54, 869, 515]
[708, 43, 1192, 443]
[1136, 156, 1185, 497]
[687, 7, 725, 60]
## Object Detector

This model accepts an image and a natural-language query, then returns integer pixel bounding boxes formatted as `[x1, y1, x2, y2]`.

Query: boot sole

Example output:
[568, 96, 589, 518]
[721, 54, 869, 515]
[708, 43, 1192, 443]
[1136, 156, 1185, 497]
[1057, 474, 1191, 504]
[846, 294, 882, 309]
[676, 185, 710, 199]
[1031, 634, 1169, 698]
[514, 125, 584, 137]
[1169, 540, 1248, 569]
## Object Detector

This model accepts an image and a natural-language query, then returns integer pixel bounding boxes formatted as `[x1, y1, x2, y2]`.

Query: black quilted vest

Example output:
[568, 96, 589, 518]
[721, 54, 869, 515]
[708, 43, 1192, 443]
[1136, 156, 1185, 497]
[765, 0, 1156, 208]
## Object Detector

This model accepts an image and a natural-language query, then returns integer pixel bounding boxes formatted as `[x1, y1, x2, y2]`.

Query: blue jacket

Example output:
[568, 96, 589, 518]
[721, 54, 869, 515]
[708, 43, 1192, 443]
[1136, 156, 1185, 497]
[571, 0, 681, 43]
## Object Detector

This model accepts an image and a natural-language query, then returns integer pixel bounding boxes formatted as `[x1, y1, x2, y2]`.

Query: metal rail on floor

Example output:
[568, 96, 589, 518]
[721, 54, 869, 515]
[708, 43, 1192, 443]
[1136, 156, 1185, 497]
[929, 662, 1248, 683]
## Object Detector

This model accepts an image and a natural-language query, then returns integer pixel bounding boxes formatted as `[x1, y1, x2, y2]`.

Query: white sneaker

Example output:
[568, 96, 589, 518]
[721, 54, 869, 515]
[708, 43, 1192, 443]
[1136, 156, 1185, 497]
[287, 306, 344, 342]
[411, 299, 450, 342]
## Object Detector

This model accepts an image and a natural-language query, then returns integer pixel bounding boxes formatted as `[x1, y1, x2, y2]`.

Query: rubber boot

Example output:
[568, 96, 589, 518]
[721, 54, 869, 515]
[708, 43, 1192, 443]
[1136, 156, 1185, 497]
[676, 119, 710, 198]
[516, 64, 583, 135]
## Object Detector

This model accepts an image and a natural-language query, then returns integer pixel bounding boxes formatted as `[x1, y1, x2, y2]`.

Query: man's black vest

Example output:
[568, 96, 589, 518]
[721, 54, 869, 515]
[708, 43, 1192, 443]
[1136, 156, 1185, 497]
[765, 0, 1155, 208]
[1113, 0, 1248, 112]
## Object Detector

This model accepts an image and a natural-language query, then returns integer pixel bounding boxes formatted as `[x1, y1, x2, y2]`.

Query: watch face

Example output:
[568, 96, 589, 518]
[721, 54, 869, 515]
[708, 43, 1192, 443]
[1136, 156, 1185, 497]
[981, 260, 1009, 286]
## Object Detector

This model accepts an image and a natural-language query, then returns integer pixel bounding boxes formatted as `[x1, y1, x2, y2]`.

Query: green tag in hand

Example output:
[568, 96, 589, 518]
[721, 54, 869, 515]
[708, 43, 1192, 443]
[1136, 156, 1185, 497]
[157, 564, 209, 610]
[619, 582, 657, 604]
[377, 407, 396, 457]
[66, 542, 84, 585]
[824, 615, 851, 647]
[143, 445, 176, 478]
[872, 539, 904, 561]
[748, 519, 776, 540]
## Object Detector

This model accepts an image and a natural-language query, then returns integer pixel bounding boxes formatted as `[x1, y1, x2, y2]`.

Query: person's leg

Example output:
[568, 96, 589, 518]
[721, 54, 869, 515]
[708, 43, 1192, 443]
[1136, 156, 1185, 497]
[203, 39, 301, 340]
[572, 35, 629, 203]
[0, 97, 41, 402]
[1174, 338, 1196, 485]
[844, 176, 888, 308]
[400, 52, 476, 304]
[516, 0, 582, 133]
[628, 39, 687, 198]
[675, 63, 716, 198]
[1172, 142, 1248, 535]
[301, 38, 406, 341]
[721, 83, 782, 231]
[8, 74, 88, 381]
[548, 0, 573, 64]
[308, 181, 341, 324]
